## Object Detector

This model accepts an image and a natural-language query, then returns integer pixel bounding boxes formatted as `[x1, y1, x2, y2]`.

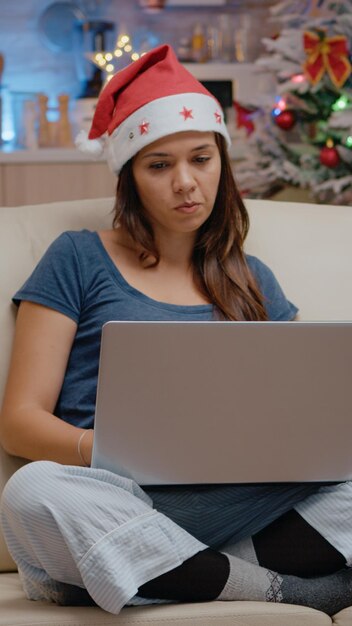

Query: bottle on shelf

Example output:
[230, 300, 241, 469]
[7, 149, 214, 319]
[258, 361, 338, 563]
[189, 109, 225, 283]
[57, 94, 74, 148]
[206, 25, 223, 62]
[0, 53, 4, 145]
[191, 23, 206, 63]
[22, 101, 38, 150]
[177, 37, 193, 63]
[37, 94, 50, 148]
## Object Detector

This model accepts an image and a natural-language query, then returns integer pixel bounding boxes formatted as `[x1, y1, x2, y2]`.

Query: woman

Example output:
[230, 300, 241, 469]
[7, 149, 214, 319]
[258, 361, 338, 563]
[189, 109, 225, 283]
[0, 45, 351, 616]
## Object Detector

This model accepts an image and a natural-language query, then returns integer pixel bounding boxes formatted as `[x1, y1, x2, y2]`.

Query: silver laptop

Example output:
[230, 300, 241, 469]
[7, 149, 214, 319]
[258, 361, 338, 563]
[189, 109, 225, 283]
[92, 321, 352, 485]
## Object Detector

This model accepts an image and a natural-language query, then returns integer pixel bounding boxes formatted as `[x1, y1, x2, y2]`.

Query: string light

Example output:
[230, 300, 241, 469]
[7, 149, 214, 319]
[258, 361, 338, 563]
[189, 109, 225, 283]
[332, 95, 349, 111]
[272, 96, 287, 116]
[292, 74, 305, 83]
[88, 33, 147, 85]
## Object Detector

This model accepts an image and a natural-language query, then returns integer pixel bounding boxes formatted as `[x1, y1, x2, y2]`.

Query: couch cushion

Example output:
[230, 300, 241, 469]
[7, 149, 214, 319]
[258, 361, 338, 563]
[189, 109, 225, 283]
[333, 607, 352, 626]
[0, 572, 336, 626]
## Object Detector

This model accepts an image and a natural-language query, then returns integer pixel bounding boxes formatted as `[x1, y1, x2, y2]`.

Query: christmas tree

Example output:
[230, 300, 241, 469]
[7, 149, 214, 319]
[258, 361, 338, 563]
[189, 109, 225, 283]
[235, 0, 352, 205]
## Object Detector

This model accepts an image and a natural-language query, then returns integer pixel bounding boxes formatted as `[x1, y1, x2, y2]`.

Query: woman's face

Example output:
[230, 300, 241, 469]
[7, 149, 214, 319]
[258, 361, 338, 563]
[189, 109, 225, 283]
[132, 131, 221, 238]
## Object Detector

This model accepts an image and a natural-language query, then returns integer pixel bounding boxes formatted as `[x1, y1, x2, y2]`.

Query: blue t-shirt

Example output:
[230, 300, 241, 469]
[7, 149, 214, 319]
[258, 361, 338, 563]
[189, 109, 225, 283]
[13, 230, 298, 428]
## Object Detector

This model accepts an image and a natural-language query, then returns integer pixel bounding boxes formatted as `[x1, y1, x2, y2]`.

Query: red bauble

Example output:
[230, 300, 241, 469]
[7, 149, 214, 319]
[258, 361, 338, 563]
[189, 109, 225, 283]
[319, 146, 340, 168]
[274, 110, 296, 131]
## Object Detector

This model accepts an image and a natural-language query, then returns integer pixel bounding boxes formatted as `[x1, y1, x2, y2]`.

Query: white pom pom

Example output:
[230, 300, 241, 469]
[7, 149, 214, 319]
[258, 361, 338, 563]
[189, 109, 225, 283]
[75, 130, 105, 157]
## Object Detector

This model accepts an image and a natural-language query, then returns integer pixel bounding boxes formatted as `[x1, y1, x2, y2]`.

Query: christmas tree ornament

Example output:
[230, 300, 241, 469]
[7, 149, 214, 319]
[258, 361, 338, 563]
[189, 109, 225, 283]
[274, 109, 296, 130]
[303, 30, 351, 88]
[320, 144, 340, 168]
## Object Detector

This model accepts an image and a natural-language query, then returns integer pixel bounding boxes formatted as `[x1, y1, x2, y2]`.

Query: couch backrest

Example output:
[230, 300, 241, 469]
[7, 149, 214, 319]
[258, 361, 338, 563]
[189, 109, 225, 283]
[245, 199, 352, 321]
[0, 197, 351, 572]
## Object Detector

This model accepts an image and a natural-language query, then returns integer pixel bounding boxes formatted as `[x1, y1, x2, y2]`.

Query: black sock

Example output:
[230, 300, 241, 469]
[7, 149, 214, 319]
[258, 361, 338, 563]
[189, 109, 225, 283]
[253, 509, 346, 577]
[138, 548, 229, 602]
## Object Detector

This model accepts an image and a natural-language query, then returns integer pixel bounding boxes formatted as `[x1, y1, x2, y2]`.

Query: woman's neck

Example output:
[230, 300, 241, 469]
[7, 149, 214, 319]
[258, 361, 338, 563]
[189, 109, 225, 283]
[118, 225, 196, 269]
[99, 227, 209, 306]
[155, 232, 195, 269]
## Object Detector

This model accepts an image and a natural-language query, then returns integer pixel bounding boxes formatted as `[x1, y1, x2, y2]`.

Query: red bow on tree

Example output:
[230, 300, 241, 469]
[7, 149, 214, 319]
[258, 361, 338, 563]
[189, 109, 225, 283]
[233, 101, 255, 135]
[303, 30, 351, 88]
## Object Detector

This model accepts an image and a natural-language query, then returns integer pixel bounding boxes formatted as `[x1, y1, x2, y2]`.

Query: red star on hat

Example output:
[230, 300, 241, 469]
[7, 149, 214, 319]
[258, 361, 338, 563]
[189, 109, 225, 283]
[139, 121, 150, 135]
[180, 106, 193, 120]
[214, 111, 222, 124]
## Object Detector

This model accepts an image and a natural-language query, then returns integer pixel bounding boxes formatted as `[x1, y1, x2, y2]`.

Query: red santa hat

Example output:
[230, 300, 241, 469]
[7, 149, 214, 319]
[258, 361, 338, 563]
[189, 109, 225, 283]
[76, 44, 231, 174]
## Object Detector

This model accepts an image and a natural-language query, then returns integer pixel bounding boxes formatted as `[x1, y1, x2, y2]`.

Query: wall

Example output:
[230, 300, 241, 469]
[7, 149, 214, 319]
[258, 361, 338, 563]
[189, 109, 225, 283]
[0, 0, 279, 93]
[0, 0, 278, 140]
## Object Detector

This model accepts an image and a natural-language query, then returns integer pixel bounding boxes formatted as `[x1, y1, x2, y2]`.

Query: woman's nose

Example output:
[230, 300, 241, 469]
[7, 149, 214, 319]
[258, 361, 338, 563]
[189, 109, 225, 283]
[172, 165, 197, 193]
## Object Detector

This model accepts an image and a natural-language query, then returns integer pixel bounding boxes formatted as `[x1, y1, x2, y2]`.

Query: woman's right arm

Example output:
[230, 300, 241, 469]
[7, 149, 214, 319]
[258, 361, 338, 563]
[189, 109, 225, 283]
[0, 301, 93, 466]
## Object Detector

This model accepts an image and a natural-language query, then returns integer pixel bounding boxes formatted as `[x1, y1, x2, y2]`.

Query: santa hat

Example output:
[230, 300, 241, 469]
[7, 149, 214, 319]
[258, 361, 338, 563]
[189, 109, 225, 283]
[76, 44, 231, 174]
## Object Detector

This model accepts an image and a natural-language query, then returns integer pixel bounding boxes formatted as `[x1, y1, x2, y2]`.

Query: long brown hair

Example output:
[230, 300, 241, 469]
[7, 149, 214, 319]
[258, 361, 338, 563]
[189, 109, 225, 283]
[112, 133, 268, 321]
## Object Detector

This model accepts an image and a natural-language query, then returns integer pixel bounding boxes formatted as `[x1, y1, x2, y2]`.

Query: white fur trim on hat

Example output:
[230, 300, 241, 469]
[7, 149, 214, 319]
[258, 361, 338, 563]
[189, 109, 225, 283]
[75, 130, 106, 158]
[105, 93, 231, 174]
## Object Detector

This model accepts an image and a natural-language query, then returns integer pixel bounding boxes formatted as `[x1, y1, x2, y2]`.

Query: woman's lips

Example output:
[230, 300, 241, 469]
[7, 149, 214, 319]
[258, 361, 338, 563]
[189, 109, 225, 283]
[175, 203, 200, 214]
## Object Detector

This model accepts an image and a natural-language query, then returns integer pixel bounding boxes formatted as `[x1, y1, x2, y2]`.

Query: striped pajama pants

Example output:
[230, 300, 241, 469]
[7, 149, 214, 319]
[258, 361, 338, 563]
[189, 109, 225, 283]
[1, 461, 352, 614]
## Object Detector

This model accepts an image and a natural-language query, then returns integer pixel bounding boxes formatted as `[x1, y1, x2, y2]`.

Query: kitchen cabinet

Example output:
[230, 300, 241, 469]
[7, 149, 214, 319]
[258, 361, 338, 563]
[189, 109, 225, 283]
[0, 149, 116, 207]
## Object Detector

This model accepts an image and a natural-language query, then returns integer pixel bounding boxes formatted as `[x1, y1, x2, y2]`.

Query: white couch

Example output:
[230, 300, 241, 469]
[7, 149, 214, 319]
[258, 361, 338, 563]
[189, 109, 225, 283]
[0, 196, 351, 626]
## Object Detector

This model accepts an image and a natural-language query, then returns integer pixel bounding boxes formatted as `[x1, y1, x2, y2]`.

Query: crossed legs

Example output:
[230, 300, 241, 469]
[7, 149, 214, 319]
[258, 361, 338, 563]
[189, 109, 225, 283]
[1, 462, 351, 615]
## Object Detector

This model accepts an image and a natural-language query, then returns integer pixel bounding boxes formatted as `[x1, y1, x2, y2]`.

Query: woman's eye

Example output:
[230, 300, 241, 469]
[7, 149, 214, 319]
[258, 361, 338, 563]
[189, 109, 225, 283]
[149, 162, 168, 170]
[194, 156, 211, 163]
